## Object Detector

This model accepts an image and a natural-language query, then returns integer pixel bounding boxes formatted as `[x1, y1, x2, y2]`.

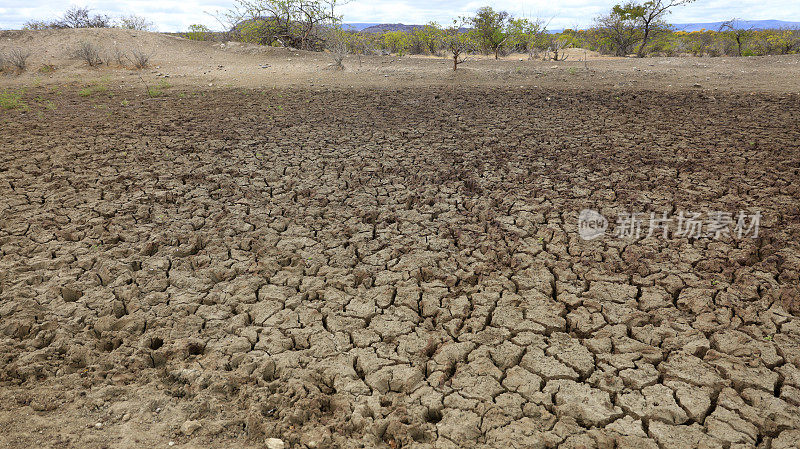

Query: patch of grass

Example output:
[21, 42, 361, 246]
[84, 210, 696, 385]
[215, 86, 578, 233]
[147, 87, 165, 98]
[0, 89, 27, 110]
[145, 79, 172, 98]
[38, 64, 56, 74]
[568, 67, 577, 75]
[78, 80, 111, 98]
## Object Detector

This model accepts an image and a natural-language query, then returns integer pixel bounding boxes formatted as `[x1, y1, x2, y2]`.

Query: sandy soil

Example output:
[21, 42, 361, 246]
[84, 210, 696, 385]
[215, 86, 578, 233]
[1, 29, 800, 449]
[2, 28, 800, 92]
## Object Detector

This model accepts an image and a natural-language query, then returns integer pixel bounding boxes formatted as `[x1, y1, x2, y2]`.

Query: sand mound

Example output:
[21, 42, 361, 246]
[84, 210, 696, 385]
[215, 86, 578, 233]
[0, 28, 293, 73]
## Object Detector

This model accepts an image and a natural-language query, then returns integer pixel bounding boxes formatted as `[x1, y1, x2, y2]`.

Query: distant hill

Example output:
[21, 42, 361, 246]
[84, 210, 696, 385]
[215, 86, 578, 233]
[359, 23, 422, 33]
[342, 23, 380, 31]
[673, 20, 800, 31]
[346, 19, 800, 34]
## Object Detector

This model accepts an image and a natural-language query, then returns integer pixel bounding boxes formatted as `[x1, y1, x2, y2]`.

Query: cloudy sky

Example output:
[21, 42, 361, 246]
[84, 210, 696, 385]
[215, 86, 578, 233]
[0, 0, 798, 32]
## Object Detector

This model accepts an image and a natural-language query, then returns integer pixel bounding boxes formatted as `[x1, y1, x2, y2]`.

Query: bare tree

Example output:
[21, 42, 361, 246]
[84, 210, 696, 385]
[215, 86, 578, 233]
[59, 6, 112, 28]
[326, 27, 348, 70]
[118, 14, 154, 31]
[227, 0, 345, 50]
[548, 35, 570, 61]
[719, 19, 753, 56]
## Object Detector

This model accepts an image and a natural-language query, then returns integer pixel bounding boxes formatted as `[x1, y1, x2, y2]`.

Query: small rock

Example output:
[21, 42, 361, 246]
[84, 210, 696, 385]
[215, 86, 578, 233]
[265, 438, 285, 449]
[168, 442, 175, 447]
[94, 422, 103, 429]
[693, 83, 702, 88]
[181, 420, 201, 435]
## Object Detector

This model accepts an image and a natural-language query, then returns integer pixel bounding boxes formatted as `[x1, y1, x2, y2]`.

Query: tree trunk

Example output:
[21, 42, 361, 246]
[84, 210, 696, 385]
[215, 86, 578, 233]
[453, 55, 458, 70]
[638, 25, 650, 57]
[495, 48, 499, 59]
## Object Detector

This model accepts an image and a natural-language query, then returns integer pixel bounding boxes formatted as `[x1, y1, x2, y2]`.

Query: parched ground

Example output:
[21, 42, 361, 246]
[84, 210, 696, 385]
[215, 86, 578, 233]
[1, 26, 800, 449]
[1, 84, 800, 449]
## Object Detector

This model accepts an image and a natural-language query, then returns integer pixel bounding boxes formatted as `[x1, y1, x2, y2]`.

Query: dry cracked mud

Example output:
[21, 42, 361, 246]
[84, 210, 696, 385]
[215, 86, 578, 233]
[1, 86, 800, 448]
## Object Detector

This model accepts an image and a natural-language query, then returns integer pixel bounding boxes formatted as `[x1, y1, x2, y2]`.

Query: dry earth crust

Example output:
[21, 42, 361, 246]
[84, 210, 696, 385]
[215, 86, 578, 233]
[1, 33, 800, 449]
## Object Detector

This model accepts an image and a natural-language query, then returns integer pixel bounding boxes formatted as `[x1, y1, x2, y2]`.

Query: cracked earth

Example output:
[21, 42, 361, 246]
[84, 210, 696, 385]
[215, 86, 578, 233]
[1, 86, 800, 448]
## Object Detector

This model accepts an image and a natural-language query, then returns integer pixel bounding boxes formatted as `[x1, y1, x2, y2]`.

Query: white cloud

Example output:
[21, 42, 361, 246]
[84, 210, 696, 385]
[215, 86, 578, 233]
[0, 0, 798, 32]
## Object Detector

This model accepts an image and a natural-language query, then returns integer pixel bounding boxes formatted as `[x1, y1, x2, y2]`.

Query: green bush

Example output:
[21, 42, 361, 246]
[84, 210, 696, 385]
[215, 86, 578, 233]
[185, 24, 212, 41]
[0, 90, 26, 110]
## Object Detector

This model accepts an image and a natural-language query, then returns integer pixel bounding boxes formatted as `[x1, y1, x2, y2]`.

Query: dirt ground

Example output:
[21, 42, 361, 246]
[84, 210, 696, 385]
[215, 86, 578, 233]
[2, 29, 800, 449]
[3, 28, 800, 92]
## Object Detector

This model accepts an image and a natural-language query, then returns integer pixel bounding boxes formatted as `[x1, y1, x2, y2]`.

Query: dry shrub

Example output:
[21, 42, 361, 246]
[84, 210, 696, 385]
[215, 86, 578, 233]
[8, 48, 31, 71]
[75, 42, 103, 67]
[112, 47, 127, 66]
[129, 50, 151, 69]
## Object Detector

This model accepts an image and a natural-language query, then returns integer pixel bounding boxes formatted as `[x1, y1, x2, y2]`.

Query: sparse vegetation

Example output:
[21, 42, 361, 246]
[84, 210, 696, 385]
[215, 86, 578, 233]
[118, 14, 154, 31]
[185, 24, 212, 41]
[75, 42, 104, 67]
[24, 5, 112, 29]
[78, 81, 110, 97]
[227, 0, 343, 50]
[7, 48, 31, 71]
[443, 19, 474, 70]
[129, 50, 152, 69]
[23, 6, 155, 33]
[0, 89, 26, 110]
[327, 27, 348, 70]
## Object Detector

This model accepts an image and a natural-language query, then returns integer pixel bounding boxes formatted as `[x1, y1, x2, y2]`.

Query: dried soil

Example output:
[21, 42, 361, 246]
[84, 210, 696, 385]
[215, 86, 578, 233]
[1, 84, 800, 448]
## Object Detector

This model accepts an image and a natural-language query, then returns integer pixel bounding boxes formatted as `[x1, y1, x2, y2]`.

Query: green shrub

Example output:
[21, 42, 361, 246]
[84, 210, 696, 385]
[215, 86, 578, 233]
[0, 90, 26, 110]
[185, 24, 212, 41]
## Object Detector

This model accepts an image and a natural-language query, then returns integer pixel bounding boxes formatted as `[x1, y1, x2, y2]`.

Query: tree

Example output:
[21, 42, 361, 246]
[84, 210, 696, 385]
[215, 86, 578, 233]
[59, 6, 113, 28]
[594, 2, 644, 56]
[719, 19, 753, 56]
[507, 17, 549, 59]
[443, 19, 473, 70]
[413, 22, 445, 55]
[548, 34, 573, 61]
[382, 31, 412, 56]
[326, 26, 348, 69]
[630, 0, 694, 57]
[345, 32, 376, 65]
[118, 14, 154, 31]
[228, 0, 343, 50]
[470, 7, 510, 59]
[185, 24, 212, 41]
